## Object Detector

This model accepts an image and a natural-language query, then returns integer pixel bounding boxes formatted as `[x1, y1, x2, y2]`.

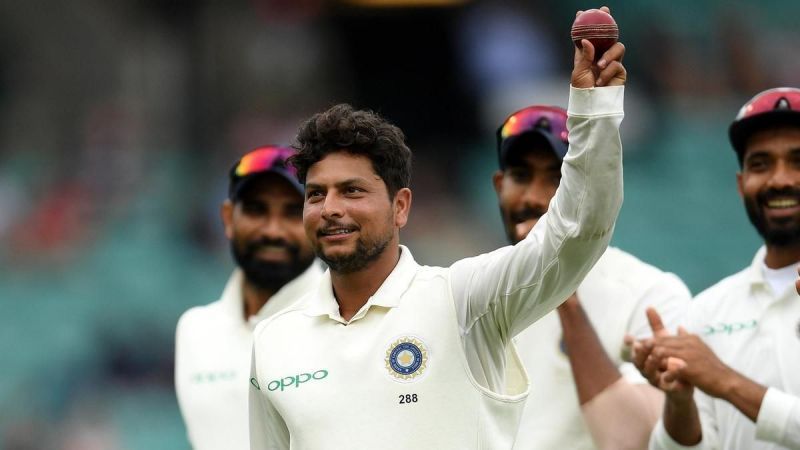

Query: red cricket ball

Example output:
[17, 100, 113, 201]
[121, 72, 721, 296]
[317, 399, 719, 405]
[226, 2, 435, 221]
[571, 9, 618, 61]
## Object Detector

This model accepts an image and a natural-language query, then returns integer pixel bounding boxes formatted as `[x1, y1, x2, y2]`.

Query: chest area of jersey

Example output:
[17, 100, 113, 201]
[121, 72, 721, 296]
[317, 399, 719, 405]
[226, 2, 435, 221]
[699, 299, 800, 390]
[253, 278, 476, 409]
[181, 326, 253, 386]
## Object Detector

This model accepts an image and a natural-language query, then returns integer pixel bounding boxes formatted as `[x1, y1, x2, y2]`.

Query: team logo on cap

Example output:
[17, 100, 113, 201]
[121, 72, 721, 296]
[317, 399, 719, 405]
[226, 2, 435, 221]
[385, 336, 429, 382]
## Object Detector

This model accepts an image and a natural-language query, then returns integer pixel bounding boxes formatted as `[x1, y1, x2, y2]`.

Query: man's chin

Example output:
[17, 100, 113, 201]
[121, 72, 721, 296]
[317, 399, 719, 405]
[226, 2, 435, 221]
[254, 253, 293, 264]
[513, 220, 538, 243]
[762, 225, 800, 246]
[319, 243, 354, 259]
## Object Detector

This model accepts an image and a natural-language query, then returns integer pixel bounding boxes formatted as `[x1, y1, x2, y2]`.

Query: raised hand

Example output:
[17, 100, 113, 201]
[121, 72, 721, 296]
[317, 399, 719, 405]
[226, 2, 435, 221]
[571, 6, 627, 88]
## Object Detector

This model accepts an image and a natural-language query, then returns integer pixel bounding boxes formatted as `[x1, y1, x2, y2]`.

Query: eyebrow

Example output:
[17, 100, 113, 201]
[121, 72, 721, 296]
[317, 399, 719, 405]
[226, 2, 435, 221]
[744, 148, 800, 163]
[744, 150, 769, 162]
[508, 163, 562, 171]
[306, 177, 372, 190]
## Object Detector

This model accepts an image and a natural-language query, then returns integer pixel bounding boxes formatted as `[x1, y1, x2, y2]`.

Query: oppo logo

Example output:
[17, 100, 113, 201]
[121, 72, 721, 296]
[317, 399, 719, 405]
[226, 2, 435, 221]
[250, 369, 329, 392]
[702, 320, 757, 336]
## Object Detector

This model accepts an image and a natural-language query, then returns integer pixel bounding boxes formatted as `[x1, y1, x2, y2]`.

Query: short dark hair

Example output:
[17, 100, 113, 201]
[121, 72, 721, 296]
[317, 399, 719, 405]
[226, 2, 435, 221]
[289, 104, 412, 198]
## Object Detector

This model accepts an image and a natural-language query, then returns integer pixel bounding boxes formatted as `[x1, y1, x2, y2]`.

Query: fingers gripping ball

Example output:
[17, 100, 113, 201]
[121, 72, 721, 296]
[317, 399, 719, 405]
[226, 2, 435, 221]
[571, 9, 619, 61]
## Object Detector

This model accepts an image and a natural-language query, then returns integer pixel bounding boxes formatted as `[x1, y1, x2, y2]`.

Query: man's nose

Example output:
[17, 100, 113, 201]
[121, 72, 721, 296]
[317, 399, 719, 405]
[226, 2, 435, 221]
[320, 194, 345, 220]
[768, 160, 797, 190]
[260, 215, 288, 239]
[521, 178, 552, 211]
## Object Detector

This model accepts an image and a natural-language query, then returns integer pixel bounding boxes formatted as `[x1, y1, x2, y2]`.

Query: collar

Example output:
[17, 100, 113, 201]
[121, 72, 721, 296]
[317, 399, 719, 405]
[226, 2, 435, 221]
[745, 246, 768, 288]
[220, 262, 324, 325]
[747, 246, 800, 299]
[303, 245, 419, 321]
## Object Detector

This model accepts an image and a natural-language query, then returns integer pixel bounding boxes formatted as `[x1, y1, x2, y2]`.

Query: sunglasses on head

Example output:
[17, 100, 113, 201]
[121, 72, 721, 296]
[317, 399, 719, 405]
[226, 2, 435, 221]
[736, 88, 800, 121]
[234, 146, 297, 178]
[497, 106, 569, 148]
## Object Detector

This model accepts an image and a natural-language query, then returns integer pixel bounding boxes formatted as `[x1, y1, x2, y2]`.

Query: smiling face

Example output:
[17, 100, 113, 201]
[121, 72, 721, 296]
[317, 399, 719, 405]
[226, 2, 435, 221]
[738, 126, 800, 247]
[222, 174, 315, 291]
[303, 152, 411, 274]
[494, 146, 562, 244]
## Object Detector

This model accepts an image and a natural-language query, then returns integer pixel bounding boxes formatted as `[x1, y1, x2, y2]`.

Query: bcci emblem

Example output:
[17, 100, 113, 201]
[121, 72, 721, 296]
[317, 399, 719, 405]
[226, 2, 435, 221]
[385, 336, 429, 382]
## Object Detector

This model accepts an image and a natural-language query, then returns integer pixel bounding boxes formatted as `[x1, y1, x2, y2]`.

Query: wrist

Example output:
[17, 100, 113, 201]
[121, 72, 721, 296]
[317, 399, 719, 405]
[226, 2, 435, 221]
[719, 369, 739, 398]
[715, 366, 748, 400]
[666, 387, 694, 405]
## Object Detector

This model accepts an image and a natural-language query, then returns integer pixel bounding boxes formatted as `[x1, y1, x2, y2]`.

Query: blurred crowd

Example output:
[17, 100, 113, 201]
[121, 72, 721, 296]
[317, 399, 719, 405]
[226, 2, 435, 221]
[1, 0, 799, 448]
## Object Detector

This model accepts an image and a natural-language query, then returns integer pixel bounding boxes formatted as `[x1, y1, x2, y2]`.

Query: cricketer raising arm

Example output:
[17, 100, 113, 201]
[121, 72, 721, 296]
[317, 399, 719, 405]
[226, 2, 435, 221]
[249, 9, 627, 450]
[493, 99, 690, 450]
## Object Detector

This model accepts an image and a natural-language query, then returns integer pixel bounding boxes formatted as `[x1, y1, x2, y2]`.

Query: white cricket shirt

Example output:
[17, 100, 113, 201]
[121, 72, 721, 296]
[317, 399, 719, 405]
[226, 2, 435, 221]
[513, 246, 691, 450]
[650, 247, 800, 450]
[249, 85, 625, 450]
[175, 264, 322, 450]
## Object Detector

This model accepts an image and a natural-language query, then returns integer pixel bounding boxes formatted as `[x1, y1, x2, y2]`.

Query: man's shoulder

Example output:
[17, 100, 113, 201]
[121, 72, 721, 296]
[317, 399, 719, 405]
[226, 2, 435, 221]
[177, 299, 225, 331]
[252, 296, 314, 340]
[693, 266, 752, 306]
[414, 263, 450, 280]
[591, 247, 688, 295]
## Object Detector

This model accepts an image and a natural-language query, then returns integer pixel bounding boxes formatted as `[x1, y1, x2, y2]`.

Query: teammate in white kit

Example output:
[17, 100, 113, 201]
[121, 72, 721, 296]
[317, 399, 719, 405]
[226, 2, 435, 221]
[635, 88, 800, 450]
[175, 146, 322, 450]
[248, 15, 628, 449]
[492, 104, 691, 450]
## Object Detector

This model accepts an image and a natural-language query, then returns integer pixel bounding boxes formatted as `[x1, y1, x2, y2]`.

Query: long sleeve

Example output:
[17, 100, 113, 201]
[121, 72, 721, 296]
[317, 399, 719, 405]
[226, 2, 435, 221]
[755, 387, 800, 449]
[452, 85, 623, 336]
[249, 348, 290, 450]
[450, 85, 624, 392]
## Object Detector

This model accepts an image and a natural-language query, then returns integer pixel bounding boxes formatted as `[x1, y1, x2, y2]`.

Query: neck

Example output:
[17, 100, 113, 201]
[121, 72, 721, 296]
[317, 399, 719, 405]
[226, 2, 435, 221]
[242, 278, 275, 319]
[331, 242, 401, 322]
[764, 242, 800, 269]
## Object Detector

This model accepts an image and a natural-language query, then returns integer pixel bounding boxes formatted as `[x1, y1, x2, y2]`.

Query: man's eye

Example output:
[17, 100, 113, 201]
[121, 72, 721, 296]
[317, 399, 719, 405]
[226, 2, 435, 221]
[243, 203, 265, 214]
[509, 170, 530, 182]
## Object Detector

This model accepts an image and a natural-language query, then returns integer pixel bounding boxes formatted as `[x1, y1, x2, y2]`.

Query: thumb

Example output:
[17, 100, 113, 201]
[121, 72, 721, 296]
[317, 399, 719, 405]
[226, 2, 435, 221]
[677, 326, 689, 336]
[646, 307, 669, 338]
[574, 39, 595, 68]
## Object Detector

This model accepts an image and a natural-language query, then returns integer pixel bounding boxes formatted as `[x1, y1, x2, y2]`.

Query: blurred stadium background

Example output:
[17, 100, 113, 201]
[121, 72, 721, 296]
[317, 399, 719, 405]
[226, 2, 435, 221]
[1, 0, 798, 448]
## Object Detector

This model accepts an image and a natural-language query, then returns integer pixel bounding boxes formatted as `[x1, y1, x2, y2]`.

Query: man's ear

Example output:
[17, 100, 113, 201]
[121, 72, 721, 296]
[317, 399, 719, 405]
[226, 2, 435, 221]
[493, 170, 504, 197]
[221, 200, 235, 240]
[736, 172, 744, 199]
[393, 188, 412, 228]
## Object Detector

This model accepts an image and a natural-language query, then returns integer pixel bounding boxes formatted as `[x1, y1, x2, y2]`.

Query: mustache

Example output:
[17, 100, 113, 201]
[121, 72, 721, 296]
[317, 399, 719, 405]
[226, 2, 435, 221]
[509, 206, 547, 224]
[243, 237, 299, 255]
[757, 188, 800, 204]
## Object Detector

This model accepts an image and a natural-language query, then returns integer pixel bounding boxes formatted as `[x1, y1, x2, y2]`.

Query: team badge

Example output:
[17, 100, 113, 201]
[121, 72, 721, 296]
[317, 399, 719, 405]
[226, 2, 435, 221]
[385, 336, 429, 382]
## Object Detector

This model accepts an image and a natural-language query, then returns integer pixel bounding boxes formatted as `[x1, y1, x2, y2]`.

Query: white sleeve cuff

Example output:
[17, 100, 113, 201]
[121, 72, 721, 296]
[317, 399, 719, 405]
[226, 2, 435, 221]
[568, 85, 625, 117]
[755, 387, 796, 443]
[650, 419, 706, 450]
